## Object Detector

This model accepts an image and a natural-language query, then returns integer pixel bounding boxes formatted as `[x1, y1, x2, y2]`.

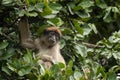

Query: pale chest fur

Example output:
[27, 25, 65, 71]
[36, 41, 60, 61]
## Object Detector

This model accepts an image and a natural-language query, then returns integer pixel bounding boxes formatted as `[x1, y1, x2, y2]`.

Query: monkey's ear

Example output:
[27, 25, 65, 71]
[43, 29, 49, 35]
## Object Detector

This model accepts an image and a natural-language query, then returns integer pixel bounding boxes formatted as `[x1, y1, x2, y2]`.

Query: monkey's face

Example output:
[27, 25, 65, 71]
[43, 31, 60, 47]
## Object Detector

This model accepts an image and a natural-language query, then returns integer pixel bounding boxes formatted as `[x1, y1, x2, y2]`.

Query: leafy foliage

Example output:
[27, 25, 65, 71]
[0, 0, 120, 80]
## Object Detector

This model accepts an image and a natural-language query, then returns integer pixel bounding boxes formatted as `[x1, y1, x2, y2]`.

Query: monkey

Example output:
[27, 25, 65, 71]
[18, 17, 66, 68]
[34, 27, 66, 68]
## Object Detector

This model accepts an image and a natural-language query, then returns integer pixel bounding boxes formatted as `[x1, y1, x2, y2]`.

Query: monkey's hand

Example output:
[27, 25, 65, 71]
[37, 60, 53, 68]
[37, 55, 54, 69]
[41, 55, 56, 64]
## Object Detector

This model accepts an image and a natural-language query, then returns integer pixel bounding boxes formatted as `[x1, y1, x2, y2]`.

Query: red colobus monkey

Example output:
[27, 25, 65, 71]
[18, 17, 65, 68]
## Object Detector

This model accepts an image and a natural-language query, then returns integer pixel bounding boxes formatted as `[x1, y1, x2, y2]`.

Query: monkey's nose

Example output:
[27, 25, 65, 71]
[49, 38, 55, 43]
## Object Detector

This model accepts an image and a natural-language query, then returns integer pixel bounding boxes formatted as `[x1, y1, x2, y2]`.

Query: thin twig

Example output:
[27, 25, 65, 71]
[82, 42, 104, 48]
[0, 33, 13, 41]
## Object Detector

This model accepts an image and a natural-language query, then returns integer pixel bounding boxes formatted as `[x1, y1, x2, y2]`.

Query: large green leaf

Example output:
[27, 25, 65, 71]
[27, 0, 36, 4]
[103, 7, 112, 22]
[35, 3, 44, 12]
[49, 3, 62, 14]
[66, 61, 74, 76]
[88, 23, 97, 34]
[18, 66, 32, 76]
[47, 18, 63, 27]
[28, 6, 35, 12]
[83, 27, 92, 36]
[111, 7, 119, 13]
[50, 64, 60, 76]
[78, 0, 94, 9]
[75, 10, 90, 18]
[74, 44, 87, 57]
[73, 20, 83, 34]
[23, 49, 33, 64]
[74, 71, 82, 80]
[0, 48, 15, 60]
[107, 71, 116, 80]
[41, 6, 52, 18]
[95, 0, 107, 9]
[0, 41, 8, 49]
[2, 66, 11, 76]
[27, 12, 38, 17]
[17, 9, 25, 17]
[2, 0, 13, 5]
[112, 51, 120, 60]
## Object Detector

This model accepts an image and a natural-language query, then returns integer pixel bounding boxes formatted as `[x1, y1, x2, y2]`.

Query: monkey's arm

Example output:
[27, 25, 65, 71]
[18, 17, 35, 49]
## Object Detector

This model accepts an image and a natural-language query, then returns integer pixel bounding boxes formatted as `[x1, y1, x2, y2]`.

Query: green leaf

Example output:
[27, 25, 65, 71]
[35, 3, 44, 12]
[111, 7, 119, 13]
[0, 48, 15, 60]
[60, 39, 66, 49]
[96, 66, 106, 78]
[109, 35, 120, 43]
[27, 0, 36, 4]
[75, 10, 90, 18]
[25, 0, 29, 6]
[0, 50, 4, 57]
[88, 23, 97, 34]
[50, 3, 62, 14]
[74, 44, 87, 57]
[58, 62, 65, 69]
[67, 3, 75, 15]
[17, 9, 25, 17]
[40, 64, 45, 75]
[66, 61, 73, 76]
[78, 0, 94, 9]
[107, 71, 116, 80]
[40, 4, 60, 18]
[62, 28, 73, 35]
[83, 27, 92, 36]
[7, 63, 17, 72]
[69, 76, 74, 80]
[23, 49, 33, 64]
[103, 7, 112, 22]
[50, 64, 60, 75]
[47, 18, 63, 27]
[96, 0, 107, 9]
[18, 66, 32, 76]
[74, 71, 82, 80]
[73, 20, 83, 34]
[40, 72, 50, 80]
[50, 3, 62, 11]
[112, 51, 120, 59]
[43, 14, 56, 18]
[28, 6, 35, 12]
[2, 66, 11, 76]
[27, 12, 38, 17]
[41, 6, 56, 18]
[0, 41, 8, 49]
[2, 0, 12, 5]
[41, 6, 52, 17]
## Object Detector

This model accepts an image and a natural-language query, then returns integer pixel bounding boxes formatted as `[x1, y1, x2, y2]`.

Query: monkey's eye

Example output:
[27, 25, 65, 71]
[49, 32, 55, 35]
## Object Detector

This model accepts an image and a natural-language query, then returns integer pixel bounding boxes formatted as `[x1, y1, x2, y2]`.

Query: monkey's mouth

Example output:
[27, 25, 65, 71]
[48, 38, 56, 45]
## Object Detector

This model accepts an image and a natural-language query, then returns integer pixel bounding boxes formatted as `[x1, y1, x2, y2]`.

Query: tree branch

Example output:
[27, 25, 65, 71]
[82, 42, 104, 48]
